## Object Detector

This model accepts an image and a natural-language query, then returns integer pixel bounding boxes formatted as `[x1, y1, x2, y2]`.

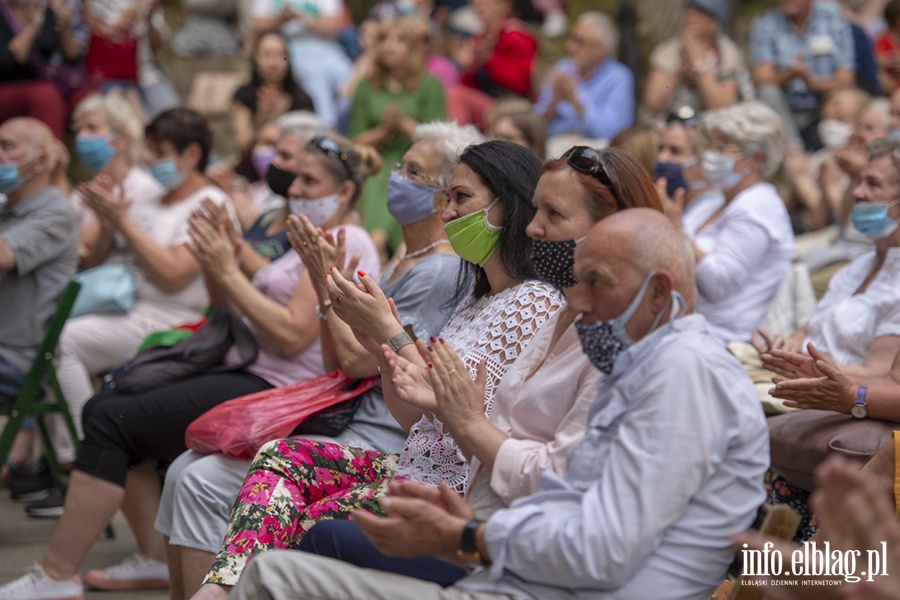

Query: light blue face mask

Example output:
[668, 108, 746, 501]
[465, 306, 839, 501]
[148, 158, 185, 190]
[891, 129, 900, 142]
[852, 200, 900, 240]
[0, 160, 30, 195]
[75, 135, 116, 173]
[387, 171, 437, 225]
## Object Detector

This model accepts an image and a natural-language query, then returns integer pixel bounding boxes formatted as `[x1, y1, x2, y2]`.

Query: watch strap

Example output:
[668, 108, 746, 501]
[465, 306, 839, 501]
[386, 330, 414, 353]
[459, 519, 482, 554]
[855, 385, 868, 407]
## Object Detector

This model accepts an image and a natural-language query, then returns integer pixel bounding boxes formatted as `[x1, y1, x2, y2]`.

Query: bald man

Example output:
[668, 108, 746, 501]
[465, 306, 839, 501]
[231, 209, 770, 600]
[0, 118, 78, 402]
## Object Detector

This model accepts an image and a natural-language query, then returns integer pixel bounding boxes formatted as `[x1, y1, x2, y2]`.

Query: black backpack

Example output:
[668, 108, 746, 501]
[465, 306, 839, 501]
[105, 311, 258, 394]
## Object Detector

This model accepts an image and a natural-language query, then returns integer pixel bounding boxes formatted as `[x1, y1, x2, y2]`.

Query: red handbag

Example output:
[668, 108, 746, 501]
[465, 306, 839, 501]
[185, 370, 377, 459]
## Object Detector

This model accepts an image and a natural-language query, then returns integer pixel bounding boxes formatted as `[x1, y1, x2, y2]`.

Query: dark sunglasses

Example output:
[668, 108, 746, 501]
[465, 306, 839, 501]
[666, 105, 701, 128]
[565, 146, 626, 211]
[309, 135, 352, 179]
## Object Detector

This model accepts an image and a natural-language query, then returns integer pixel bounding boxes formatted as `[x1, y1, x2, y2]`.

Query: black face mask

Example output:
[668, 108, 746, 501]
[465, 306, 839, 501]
[532, 238, 578, 290]
[266, 163, 295, 197]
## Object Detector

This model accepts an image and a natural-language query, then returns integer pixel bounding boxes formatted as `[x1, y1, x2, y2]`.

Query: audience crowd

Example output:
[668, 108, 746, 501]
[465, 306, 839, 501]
[6, 0, 900, 598]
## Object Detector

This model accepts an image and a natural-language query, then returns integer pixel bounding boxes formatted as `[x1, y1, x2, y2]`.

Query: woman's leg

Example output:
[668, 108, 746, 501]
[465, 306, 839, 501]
[42, 470, 126, 579]
[199, 440, 397, 589]
[159, 452, 256, 596]
[121, 461, 166, 562]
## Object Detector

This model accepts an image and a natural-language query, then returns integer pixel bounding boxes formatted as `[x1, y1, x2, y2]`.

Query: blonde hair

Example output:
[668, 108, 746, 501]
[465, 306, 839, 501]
[72, 94, 144, 163]
[370, 16, 427, 92]
[610, 122, 661, 178]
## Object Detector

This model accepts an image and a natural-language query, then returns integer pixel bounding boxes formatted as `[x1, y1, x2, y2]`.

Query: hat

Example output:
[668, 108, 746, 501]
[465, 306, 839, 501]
[686, 0, 729, 27]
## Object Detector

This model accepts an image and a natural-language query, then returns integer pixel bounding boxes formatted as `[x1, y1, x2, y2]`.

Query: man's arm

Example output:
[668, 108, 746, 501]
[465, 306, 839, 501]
[478, 349, 749, 589]
[0, 235, 14, 273]
[1, 202, 76, 277]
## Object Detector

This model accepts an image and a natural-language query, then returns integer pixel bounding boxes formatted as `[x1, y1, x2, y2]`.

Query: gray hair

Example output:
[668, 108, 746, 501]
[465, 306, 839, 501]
[628, 217, 697, 310]
[703, 101, 785, 179]
[72, 94, 144, 163]
[867, 136, 900, 184]
[277, 111, 330, 143]
[411, 121, 485, 188]
[576, 11, 619, 52]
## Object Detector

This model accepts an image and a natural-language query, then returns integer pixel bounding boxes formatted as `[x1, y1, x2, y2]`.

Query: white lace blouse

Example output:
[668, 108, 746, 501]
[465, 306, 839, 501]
[394, 279, 564, 492]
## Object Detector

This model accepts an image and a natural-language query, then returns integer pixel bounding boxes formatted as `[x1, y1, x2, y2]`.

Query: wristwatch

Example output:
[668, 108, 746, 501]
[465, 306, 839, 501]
[851, 385, 868, 419]
[386, 330, 414, 353]
[456, 519, 489, 567]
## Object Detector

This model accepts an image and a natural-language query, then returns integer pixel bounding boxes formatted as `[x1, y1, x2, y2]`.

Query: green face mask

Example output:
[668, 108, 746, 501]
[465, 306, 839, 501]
[444, 198, 503, 267]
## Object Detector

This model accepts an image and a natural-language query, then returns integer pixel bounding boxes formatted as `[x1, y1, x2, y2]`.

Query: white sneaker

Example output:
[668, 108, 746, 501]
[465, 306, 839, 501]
[0, 564, 84, 600]
[542, 10, 569, 38]
[83, 552, 169, 590]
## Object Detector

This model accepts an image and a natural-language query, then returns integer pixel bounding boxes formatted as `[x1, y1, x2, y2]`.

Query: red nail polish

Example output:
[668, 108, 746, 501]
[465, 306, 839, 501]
[438, 338, 445, 344]
[324, 274, 328, 280]
[358, 270, 366, 277]
[330, 266, 334, 272]
[428, 363, 433, 369]
[427, 345, 434, 352]
[429, 336, 436, 343]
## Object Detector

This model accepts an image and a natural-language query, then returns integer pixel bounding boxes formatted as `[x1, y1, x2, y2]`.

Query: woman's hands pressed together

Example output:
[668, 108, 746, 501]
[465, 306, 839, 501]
[79, 174, 131, 229]
[186, 200, 240, 281]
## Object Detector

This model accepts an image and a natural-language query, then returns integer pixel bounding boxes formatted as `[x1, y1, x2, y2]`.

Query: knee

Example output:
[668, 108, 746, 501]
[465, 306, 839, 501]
[80, 391, 118, 437]
[298, 520, 355, 558]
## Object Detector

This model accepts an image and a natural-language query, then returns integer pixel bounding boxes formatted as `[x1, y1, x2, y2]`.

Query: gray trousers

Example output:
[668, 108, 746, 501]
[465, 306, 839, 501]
[229, 551, 520, 600]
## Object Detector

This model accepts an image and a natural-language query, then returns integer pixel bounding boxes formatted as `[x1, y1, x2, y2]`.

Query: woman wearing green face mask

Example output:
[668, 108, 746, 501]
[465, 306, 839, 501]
[171, 141, 563, 598]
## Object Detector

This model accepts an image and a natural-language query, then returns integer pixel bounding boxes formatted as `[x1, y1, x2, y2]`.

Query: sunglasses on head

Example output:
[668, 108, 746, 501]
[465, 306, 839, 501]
[565, 146, 626, 211]
[309, 135, 352, 179]
[666, 105, 701, 129]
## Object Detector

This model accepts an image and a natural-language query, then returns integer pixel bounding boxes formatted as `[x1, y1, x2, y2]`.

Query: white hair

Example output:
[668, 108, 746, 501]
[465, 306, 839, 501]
[703, 101, 785, 179]
[277, 111, 329, 142]
[72, 94, 144, 163]
[411, 121, 485, 188]
[576, 11, 619, 53]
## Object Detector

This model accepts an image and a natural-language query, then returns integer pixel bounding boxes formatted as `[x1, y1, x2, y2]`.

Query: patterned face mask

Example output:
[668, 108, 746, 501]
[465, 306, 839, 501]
[575, 274, 684, 375]
[531, 236, 584, 289]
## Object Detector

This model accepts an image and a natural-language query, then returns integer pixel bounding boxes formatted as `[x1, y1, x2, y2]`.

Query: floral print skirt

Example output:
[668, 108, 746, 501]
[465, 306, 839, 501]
[204, 438, 399, 586]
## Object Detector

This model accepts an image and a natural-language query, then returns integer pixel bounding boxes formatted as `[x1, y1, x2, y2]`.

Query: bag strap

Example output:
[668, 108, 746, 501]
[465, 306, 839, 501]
[226, 313, 259, 370]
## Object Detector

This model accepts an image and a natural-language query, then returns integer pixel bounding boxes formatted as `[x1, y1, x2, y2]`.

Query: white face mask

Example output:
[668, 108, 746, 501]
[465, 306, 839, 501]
[817, 119, 853, 149]
[701, 150, 745, 191]
[289, 193, 343, 227]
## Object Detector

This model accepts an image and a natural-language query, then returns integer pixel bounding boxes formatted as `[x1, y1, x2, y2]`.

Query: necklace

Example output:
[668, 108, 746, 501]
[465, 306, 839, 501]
[400, 240, 449, 262]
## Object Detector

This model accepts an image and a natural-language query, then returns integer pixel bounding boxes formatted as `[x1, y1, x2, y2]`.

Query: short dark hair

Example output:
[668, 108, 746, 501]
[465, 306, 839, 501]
[452, 140, 543, 302]
[886, 0, 900, 28]
[145, 108, 212, 171]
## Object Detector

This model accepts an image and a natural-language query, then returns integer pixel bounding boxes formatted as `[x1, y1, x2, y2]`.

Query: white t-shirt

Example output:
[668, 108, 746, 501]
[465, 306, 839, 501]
[682, 182, 796, 343]
[251, 0, 343, 37]
[105, 184, 232, 316]
[806, 247, 900, 365]
[70, 166, 164, 229]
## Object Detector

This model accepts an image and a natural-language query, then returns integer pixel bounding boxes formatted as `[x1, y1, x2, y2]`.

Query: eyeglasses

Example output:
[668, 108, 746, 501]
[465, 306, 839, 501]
[564, 146, 626, 211]
[309, 135, 352, 179]
[393, 162, 439, 187]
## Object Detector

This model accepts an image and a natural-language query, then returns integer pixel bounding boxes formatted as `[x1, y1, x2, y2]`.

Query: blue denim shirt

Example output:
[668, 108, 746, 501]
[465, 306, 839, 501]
[749, 2, 855, 111]
[534, 58, 634, 140]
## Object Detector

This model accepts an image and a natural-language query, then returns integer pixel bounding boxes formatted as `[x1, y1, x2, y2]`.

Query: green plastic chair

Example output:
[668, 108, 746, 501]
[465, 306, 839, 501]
[0, 280, 82, 491]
